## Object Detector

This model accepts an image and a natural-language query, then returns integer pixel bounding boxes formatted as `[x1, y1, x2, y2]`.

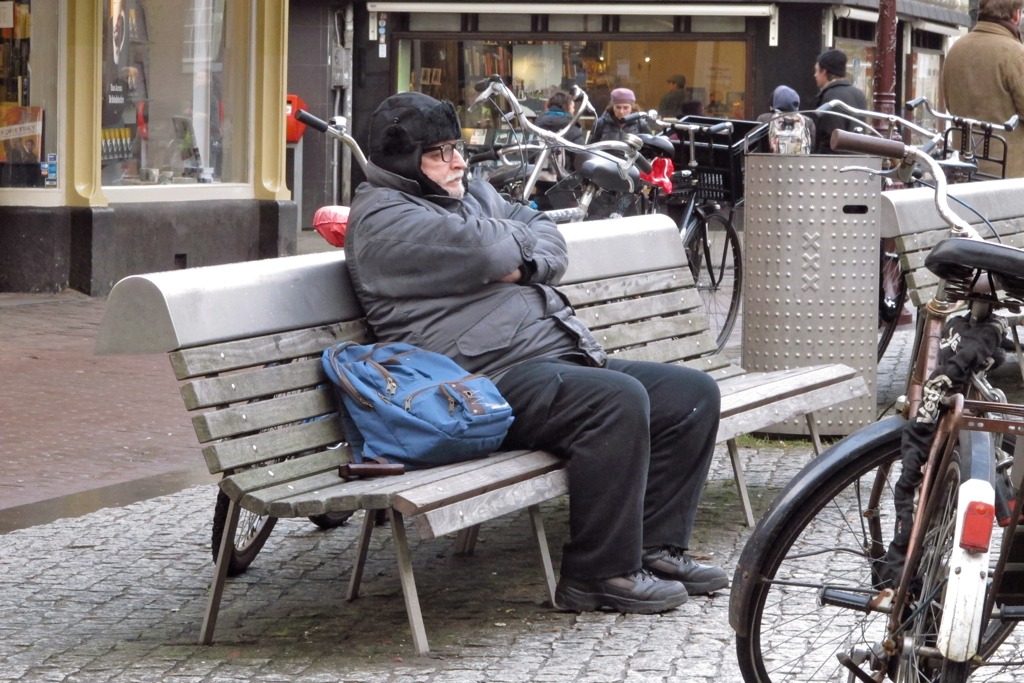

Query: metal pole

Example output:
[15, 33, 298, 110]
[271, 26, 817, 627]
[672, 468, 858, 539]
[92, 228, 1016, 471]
[872, 0, 899, 137]
[342, 6, 354, 205]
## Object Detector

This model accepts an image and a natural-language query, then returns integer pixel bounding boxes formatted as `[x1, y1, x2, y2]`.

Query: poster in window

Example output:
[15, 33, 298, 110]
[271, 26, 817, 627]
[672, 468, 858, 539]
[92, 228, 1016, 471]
[0, 105, 43, 163]
[128, 0, 149, 43]
[430, 68, 442, 86]
[102, 0, 131, 127]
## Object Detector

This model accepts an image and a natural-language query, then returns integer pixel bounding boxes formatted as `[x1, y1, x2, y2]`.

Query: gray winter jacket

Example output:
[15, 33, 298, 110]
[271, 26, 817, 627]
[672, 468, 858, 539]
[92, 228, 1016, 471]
[345, 162, 607, 379]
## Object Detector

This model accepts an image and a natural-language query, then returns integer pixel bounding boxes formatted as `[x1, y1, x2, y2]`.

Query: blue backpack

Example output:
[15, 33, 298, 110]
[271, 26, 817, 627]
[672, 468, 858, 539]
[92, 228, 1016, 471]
[321, 342, 514, 469]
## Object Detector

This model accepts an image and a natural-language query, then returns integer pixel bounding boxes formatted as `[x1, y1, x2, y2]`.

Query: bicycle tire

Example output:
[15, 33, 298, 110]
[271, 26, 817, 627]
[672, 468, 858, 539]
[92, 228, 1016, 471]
[682, 211, 742, 353]
[211, 489, 278, 577]
[735, 430, 1017, 683]
[878, 239, 909, 361]
[308, 511, 354, 530]
[899, 448, 961, 683]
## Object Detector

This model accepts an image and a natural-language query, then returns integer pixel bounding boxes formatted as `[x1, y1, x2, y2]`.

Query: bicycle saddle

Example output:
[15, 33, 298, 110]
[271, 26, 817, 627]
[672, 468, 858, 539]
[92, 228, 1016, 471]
[486, 164, 536, 189]
[637, 134, 675, 159]
[578, 156, 641, 194]
[925, 238, 1024, 297]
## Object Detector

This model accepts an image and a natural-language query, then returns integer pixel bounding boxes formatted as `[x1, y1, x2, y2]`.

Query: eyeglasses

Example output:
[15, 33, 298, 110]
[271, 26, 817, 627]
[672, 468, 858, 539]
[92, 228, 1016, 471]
[422, 140, 466, 162]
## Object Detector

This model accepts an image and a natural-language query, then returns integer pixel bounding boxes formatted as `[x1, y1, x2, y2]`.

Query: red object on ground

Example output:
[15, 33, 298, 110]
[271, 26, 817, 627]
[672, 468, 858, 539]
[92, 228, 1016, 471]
[640, 157, 675, 194]
[313, 205, 350, 247]
[286, 94, 308, 143]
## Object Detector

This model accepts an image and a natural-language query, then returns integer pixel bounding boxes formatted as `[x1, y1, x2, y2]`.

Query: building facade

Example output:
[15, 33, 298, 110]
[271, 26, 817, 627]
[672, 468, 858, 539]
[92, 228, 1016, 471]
[1, 0, 295, 296]
[288, 0, 969, 211]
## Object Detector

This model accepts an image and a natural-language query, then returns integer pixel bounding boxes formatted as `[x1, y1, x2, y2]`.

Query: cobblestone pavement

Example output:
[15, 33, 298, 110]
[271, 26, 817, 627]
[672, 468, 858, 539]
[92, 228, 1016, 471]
[0, 441, 816, 683]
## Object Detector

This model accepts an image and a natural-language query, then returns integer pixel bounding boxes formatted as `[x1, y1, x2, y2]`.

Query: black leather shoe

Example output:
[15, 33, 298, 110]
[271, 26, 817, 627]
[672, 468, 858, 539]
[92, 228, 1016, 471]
[641, 547, 729, 594]
[555, 569, 688, 614]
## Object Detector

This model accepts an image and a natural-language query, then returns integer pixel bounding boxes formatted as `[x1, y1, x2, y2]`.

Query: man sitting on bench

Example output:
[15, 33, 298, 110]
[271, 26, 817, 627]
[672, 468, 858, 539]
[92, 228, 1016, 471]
[344, 92, 727, 614]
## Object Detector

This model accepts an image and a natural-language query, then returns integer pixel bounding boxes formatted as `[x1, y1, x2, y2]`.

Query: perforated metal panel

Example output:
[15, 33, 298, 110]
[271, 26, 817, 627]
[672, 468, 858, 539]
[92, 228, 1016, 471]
[742, 154, 880, 436]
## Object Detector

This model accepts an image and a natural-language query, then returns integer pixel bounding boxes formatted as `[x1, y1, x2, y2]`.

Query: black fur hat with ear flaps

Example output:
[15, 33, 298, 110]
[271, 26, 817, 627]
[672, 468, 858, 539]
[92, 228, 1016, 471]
[368, 92, 463, 195]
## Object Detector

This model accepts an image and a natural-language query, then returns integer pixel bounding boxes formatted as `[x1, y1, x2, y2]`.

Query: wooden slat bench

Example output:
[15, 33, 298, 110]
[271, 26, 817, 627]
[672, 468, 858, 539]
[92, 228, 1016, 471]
[882, 178, 1024, 308]
[96, 213, 868, 654]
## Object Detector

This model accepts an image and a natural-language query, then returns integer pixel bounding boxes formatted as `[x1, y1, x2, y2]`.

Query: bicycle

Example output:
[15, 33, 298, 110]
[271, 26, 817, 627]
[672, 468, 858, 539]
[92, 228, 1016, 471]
[814, 100, 1018, 361]
[466, 77, 668, 224]
[729, 128, 1024, 682]
[648, 112, 746, 353]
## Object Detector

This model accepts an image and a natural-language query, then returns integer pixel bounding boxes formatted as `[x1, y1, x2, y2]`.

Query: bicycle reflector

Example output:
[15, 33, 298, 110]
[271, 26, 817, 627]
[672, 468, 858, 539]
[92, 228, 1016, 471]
[960, 501, 996, 553]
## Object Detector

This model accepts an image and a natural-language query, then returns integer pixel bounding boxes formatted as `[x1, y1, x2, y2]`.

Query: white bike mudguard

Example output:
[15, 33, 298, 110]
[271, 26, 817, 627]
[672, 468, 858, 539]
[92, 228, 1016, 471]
[937, 478, 995, 662]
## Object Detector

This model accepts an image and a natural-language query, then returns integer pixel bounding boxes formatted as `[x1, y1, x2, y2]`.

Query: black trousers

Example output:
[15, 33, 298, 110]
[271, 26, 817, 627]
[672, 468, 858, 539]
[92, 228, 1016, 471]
[495, 357, 720, 580]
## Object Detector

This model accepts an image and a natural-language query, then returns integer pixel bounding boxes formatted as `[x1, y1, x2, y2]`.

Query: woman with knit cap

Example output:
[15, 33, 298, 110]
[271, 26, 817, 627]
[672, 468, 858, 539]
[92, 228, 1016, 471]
[589, 88, 651, 143]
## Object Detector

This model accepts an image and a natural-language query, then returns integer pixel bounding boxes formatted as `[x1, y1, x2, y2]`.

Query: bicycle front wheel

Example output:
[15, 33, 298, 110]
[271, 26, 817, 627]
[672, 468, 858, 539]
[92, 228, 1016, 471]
[735, 432, 902, 683]
[736, 430, 1018, 683]
[683, 212, 742, 353]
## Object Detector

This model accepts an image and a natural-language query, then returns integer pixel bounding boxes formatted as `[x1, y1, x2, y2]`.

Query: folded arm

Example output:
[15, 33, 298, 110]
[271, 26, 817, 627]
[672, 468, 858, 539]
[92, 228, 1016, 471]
[352, 184, 568, 298]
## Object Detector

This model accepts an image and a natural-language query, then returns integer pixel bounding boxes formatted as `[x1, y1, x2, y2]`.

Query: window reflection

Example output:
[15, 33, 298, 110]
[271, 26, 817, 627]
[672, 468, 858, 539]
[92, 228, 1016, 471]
[401, 38, 748, 137]
[101, 0, 249, 186]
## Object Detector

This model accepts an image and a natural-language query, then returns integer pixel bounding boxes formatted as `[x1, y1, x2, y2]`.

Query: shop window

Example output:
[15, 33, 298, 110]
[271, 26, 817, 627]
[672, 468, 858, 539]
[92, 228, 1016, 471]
[691, 16, 745, 33]
[101, 0, 250, 187]
[0, 0, 58, 189]
[911, 29, 944, 51]
[548, 14, 604, 32]
[618, 16, 675, 33]
[401, 37, 747, 135]
[834, 38, 875, 105]
[477, 14, 532, 33]
[408, 13, 461, 32]
[835, 18, 876, 42]
[906, 49, 943, 140]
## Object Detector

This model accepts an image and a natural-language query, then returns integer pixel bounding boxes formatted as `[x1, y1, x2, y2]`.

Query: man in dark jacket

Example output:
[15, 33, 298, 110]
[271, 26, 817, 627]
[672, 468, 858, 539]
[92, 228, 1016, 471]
[346, 92, 726, 614]
[534, 91, 585, 145]
[812, 49, 868, 153]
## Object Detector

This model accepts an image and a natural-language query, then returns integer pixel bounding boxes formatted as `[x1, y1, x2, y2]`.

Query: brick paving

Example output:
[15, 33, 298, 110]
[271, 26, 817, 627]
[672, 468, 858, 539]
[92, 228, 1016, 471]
[0, 440, 808, 683]
[0, 293, 198, 509]
[10, 244, 1024, 681]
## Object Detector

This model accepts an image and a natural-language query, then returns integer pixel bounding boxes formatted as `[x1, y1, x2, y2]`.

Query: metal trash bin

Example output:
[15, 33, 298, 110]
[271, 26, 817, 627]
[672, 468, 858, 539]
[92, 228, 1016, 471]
[742, 154, 880, 436]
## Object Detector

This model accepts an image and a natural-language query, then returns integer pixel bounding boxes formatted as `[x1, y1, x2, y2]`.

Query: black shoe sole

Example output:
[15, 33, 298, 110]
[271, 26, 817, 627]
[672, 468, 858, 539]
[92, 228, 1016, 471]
[555, 585, 688, 614]
[646, 568, 729, 595]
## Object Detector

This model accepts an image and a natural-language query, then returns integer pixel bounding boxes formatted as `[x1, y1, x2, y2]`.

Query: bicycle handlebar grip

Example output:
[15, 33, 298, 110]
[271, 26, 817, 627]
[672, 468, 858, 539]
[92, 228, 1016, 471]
[905, 97, 925, 111]
[633, 153, 653, 174]
[708, 122, 733, 135]
[295, 109, 329, 134]
[830, 130, 906, 158]
[621, 112, 643, 124]
[1005, 114, 1019, 131]
[468, 149, 499, 164]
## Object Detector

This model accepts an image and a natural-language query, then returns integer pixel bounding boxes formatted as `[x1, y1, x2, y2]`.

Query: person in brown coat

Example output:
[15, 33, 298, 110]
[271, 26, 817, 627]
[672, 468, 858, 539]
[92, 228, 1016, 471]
[941, 0, 1024, 178]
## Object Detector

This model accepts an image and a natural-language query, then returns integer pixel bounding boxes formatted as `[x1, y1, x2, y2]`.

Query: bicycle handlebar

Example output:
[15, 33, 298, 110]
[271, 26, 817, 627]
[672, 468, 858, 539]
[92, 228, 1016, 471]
[905, 97, 1018, 133]
[832, 130, 977, 238]
[295, 109, 330, 134]
[471, 75, 651, 198]
[293, 110, 368, 173]
[830, 130, 908, 158]
[633, 151, 653, 174]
